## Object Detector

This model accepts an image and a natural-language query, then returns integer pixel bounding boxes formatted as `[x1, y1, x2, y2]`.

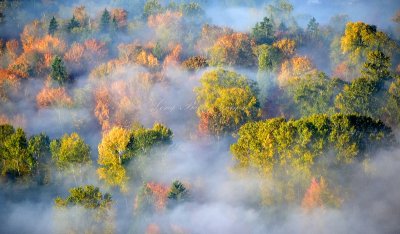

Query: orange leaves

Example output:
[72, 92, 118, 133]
[65, 39, 108, 72]
[26, 35, 66, 55]
[147, 11, 182, 28]
[196, 24, 234, 54]
[94, 87, 112, 132]
[273, 38, 296, 58]
[84, 39, 108, 59]
[209, 33, 256, 67]
[136, 50, 159, 68]
[277, 56, 315, 86]
[292, 56, 314, 75]
[301, 177, 341, 211]
[163, 44, 182, 68]
[5, 39, 20, 60]
[0, 69, 20, 101]
[111, 8, 128, 29]
[198, 111, 212, 135]
[64, 43, 85, 63]
[21, 20, 45, 52]
[73, 5, 88, 26]
[11, 35, 67, 77]
[302, 177, 324, 210]
[117, 41, 159, 69]
[146, 224, 161, 234]
[146, 182, 170, 211]
[36, 86, 73, 108]
[8, 54, 31, 78]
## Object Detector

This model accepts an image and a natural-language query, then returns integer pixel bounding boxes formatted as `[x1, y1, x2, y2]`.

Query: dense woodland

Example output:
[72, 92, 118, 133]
[1, 0, 400, 233]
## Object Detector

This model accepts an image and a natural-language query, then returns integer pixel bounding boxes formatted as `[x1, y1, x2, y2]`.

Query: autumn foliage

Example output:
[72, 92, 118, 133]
[36, 86, 73, 108]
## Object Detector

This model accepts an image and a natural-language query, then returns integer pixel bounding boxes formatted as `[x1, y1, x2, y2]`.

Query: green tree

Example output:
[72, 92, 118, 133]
[231, 114, 396, 205]
[100, 8, 111, 32]
[195, 69, 261, 135]
[384, 76, 400, 128]
[255, 44, 281, 102]
[168, 180, 189, 204]
[97, 123, 173, 191]
[131, 123, 173, 154]
[66, 15, 80, 32]
[55, 185, 112, 209]
[335, 50, 392, 118]
[143, 0, 163, 18]
[341, 22, 397, 65]
[288, 72, 344, 117]
[50, 133, 91, 183]
[54, 185, 113, 234]
[48, 16, 58, 35]
[50, 56, 69, 86]
[251, 17, 275, 44]
[307, 17, 319, 40]
[361, 50, 391, 79]
[0, 126, 35, 178]
[28, 133, 51, 184]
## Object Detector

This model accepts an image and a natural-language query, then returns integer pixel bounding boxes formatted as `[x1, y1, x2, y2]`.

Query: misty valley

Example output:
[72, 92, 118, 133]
[1, 0, 400, 233]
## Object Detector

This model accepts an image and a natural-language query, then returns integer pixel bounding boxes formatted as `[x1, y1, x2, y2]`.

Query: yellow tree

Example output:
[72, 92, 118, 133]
[209, 33, 256, 68]
[97, 127, 132, 191]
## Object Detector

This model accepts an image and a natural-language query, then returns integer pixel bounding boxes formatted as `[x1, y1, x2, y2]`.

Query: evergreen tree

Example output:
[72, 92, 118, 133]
[111, 16, 118, 32]
[168, 180, 189, 205]
[67, 15, 80, 32]
[307, 17, 319, 39]
[48, 16, 58, 35]
[51, 56, 69, 86]
[251, 17, 275, 44]
[100, 9, 111, 32]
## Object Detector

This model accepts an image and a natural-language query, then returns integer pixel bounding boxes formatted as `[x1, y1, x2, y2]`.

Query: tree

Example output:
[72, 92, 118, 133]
[251, 17, 275, 44]
[167, 180, 189, 205]
[182, 56, 208, 71]
[231, 114, 396, 205]
[50, 56, 69, 85]
[55, 185, 112, 209]
[50, 133, 91, 183]
[209, 33, 256, 68]
[28, 133, 51, 184]
[94, 126, 131, 190]
[48, 16, 58, 35]
[0, 126, 35, 178]
[36, 86, 73, 108]
[54, 185, 113, 234]
[306, 17, 319, 40]
[335, 50, 392, 119]
[288, 72, 344, 117]
[143, 0, 163, 18]
[195, 69, 261, 135]
[341, 22, 396, 65]
[301, 177, 340, 211]
[361, 50, 390, 79]
[111, 8, 128, 32]
[131, 123, 173, 154]
[384, 76, 400, 128]
[278, 56, 316, 86]
[66, 15, 80, 32]
[272, 38, 296, 59]
[100, 8, 111, 32]
[97, 124, 173, 191]
[135, 182, 169, 214]
[73, 5, 89, 28]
